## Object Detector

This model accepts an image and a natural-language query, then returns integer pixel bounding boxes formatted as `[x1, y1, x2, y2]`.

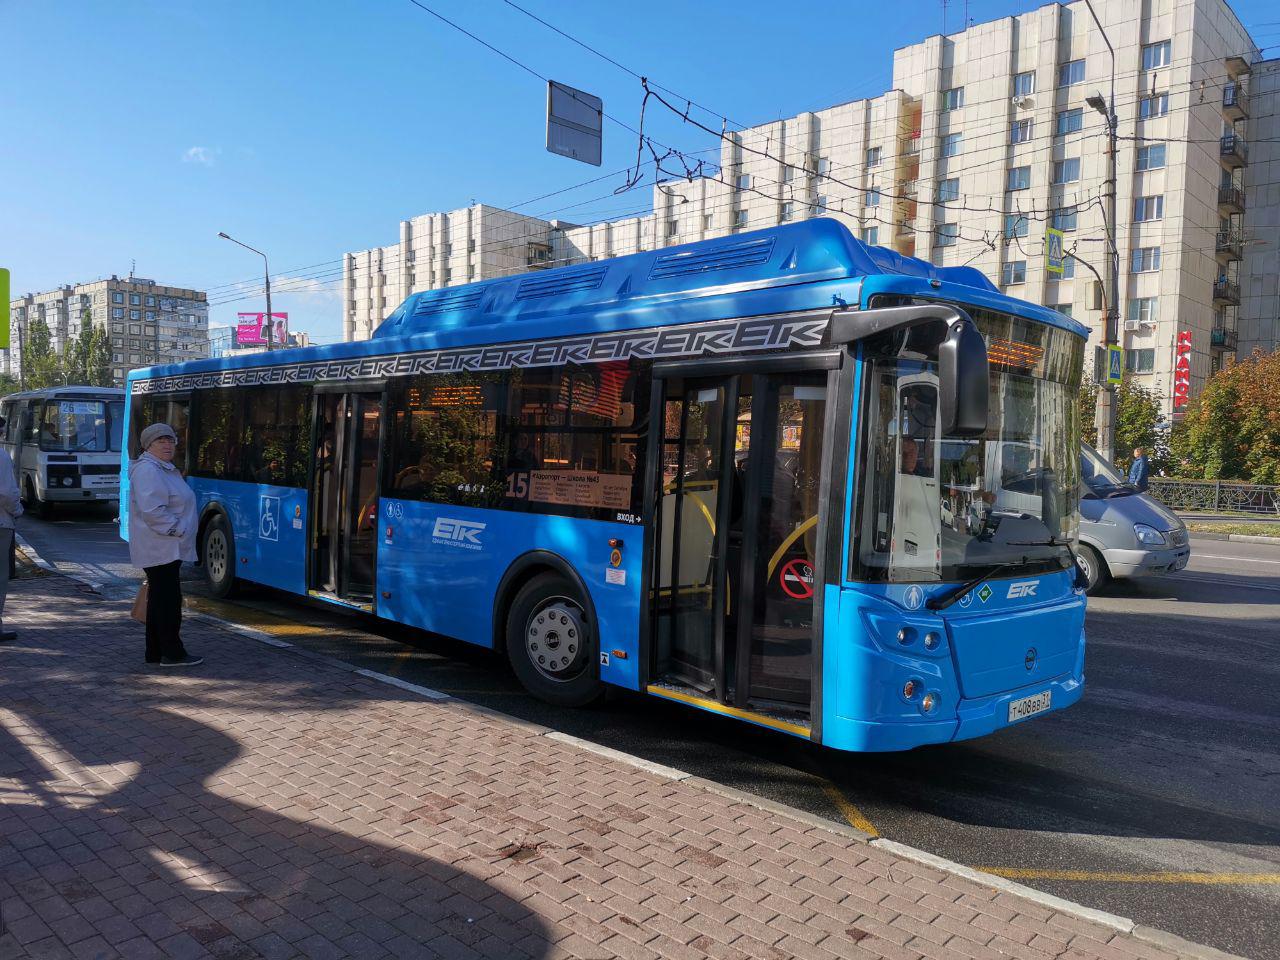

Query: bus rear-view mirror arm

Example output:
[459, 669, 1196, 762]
[830, 304, 989, 438]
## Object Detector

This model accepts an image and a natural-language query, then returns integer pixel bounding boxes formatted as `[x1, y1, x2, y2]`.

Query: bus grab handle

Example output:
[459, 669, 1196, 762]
[829, 304, 989, 438]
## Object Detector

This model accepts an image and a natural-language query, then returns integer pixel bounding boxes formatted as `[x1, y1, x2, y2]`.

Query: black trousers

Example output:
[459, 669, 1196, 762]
[144, 560, 187, 662]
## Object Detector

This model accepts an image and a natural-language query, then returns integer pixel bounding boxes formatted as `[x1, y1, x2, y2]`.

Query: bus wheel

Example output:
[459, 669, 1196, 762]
[1076, 544, 1108, 594]
[202, 515, 239, 598]
[506, 572, 602, 707]
[26, 478, 53, 520]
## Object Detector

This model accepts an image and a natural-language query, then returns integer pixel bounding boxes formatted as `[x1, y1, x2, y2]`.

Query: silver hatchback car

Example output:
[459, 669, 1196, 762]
[1076, 443, 1191, 593]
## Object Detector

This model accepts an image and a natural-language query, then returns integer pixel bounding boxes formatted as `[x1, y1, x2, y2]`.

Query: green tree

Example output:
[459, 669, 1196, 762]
[87, 324, 113, 386]
[51, 311, 115, 387]
[22, 316, 60, 390]
[1172, 349, 1280, 482]
[1076, 376, 1165, 471]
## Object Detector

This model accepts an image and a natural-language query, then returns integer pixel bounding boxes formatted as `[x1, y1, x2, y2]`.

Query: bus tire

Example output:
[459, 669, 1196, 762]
[202, 515, 239, 598]
[505, 572, 602, 707]
[1076, 543, 1108, 594]
[26, 477, 53, 520]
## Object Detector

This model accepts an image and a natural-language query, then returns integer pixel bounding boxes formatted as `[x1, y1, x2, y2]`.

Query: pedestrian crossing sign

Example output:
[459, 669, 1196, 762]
[1045, 228, 1065, 276]
[1107, 345, 1123, 384]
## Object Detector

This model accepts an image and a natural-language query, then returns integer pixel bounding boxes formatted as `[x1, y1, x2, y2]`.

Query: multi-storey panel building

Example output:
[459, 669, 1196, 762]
[342, 0, 1273, 420]
[7, 276, 208, 386]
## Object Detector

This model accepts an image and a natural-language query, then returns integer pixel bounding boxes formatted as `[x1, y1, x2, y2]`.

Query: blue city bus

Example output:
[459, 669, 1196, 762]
[121, 219, 1088, 751]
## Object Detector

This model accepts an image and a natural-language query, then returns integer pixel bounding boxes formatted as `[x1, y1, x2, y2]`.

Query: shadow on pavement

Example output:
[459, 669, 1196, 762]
[0, 586, 554, 959]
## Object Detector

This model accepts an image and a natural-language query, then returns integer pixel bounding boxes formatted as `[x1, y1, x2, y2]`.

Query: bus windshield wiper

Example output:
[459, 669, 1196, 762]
[926, 562, 1018, 611]
[1004, 537, 1090, 590]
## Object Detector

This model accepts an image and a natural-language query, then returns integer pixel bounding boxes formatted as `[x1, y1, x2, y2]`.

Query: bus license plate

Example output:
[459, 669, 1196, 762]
[1008, 691, 1051, 723]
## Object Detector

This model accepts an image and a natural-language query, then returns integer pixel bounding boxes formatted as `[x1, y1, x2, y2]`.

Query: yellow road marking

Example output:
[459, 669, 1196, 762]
[821, 783, 879, 838]
[385, 650, 414, 678]
[978, 868, 1280, 885]
[185, 597, 334, 637]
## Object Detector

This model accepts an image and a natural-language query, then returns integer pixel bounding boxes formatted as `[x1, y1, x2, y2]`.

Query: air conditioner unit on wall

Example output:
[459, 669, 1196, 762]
[1011, 96, 1032, 108]
[1123, 319, 1142, 331]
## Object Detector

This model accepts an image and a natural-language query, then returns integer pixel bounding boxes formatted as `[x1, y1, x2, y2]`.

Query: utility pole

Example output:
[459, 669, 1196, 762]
[1085, 0, 1120, 464]
[217, 231, 274, 351]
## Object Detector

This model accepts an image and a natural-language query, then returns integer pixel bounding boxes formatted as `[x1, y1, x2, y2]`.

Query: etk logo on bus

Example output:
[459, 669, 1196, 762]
[431, 517, 486, 550]
[1007, 580, 1039, 599]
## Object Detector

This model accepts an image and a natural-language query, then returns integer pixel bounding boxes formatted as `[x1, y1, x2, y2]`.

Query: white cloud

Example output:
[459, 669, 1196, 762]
[182, 146, 218, 167]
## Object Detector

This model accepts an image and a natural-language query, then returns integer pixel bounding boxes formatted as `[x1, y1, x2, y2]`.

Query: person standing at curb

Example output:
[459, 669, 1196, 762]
[129, 423, 202, 666]
[0, 416, 22, 643]
[1128, 446, 1151, 493]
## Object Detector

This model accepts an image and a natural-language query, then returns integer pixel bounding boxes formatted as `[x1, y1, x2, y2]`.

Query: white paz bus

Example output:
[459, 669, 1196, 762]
[0, 386, 126, 516]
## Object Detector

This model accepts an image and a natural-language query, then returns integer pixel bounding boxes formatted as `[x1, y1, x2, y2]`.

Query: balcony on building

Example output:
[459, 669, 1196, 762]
[901, 134, 921, 157]
[1225, 54, 1251, 77]
[1217, 185, 1246, 215]
[1212, 277, 1241, 305]
[1220, 133, 1248, 168]
[1222, 82, 1248, 121]
[526, 241, 554, 269]
[1215, 230, 1243, 262]
[1211, 324, 1238, 351]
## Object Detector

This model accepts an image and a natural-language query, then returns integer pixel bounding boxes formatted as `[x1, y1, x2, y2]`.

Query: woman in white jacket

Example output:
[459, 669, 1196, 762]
[129, 423, 202, 666]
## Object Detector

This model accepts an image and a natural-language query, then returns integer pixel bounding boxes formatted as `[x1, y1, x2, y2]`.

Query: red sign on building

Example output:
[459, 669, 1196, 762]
[1172, 329, 1193, 413]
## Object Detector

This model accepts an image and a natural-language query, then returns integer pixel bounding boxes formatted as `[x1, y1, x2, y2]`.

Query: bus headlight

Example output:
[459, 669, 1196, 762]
[1134, 523, 1166, 546]
[902, 678, 921, 701]
[921, 692, 939, 714]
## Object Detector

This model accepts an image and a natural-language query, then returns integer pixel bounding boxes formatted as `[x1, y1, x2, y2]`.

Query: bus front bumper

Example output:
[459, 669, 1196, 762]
[43, 486, 119, 502]
[822, 673, 1084, 752]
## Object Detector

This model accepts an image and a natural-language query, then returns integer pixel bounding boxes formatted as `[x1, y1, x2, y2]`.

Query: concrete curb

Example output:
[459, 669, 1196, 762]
[1189, 532, 1280, 545]
[13, 541, 1248, 960]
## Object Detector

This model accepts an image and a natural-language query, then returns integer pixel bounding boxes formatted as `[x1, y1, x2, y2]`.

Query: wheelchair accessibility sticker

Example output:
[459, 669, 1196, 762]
[259, 496, 280, 542]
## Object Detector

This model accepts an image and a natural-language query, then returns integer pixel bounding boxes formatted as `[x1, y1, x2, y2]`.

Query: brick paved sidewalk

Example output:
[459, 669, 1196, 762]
[0, 575, 1216, 960]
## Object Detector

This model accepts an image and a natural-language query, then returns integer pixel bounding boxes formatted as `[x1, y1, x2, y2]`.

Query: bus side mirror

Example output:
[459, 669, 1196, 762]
[829, 302, 989, 438]
[938, 318, 988, 438]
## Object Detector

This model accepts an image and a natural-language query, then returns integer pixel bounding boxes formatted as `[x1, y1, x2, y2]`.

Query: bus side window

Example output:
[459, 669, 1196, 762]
[128, 395, 147, 460]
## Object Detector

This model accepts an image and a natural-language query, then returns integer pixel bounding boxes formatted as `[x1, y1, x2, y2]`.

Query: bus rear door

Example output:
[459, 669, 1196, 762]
[310, 390, 382, 607]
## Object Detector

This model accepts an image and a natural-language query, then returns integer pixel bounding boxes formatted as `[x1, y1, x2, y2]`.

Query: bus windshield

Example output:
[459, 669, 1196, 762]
[38, 399, 118, 453]
[854, 307, 1083, 583]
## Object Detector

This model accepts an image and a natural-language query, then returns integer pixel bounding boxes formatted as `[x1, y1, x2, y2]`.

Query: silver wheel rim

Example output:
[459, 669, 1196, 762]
[1077, 551, 1092, 583]
[525, 596, 586, 682]
[207, 529, 228, 583]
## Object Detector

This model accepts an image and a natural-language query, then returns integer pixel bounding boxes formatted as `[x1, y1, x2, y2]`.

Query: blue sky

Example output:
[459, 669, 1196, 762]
[4, 0, 1276, 343]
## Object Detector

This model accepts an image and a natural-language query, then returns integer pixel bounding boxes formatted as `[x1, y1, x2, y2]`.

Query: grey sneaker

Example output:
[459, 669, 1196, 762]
[159, 654, 204, 667]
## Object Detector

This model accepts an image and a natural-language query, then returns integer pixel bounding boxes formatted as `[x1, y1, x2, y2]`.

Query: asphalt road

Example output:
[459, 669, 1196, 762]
[14, 511, 1280, 959]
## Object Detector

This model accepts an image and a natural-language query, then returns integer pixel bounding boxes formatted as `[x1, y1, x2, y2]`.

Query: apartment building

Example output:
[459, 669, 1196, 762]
[343, 204, 557, 341]
[343, 0, 1273, 420]
[7, 276, 209, 385]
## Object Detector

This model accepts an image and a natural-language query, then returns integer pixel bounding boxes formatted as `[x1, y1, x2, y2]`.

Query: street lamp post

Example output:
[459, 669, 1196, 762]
[217, 231, 273, 351]
[1084, 0, 1120, 464]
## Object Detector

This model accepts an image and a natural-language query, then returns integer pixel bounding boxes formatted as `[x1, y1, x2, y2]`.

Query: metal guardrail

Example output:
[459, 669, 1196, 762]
[1149, 478, 1280, 515]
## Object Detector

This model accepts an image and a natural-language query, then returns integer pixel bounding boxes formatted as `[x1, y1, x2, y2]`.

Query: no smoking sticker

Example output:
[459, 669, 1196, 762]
[779, 558, 815, 600]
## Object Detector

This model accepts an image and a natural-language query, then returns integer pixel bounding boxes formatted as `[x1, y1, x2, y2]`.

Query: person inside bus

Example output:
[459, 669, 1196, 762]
[128, 423, 202, 667]
[40, 418, 63, 449]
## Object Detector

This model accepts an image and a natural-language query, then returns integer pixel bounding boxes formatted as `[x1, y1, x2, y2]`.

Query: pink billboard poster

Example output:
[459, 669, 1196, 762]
[236, 312, 288, 346]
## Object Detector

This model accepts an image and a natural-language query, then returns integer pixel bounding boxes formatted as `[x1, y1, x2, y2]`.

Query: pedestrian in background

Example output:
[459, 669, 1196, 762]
[0, 417, 22, 643]
[1127, 446, 1150, 493]
[129, 423, 202, 666]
